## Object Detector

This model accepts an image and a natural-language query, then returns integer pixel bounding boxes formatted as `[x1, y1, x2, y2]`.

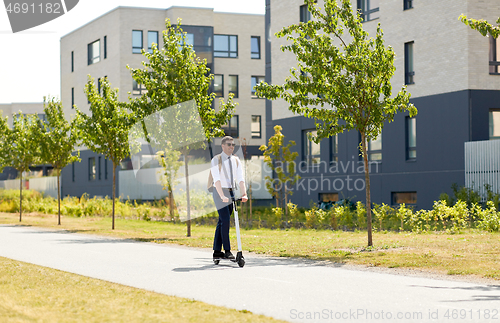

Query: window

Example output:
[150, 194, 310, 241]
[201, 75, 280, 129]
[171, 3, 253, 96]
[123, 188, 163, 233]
[104, 36, 107, 59]
[367, 133, 382, 161]
[222, 115, 239, 138]
[304, 129, 320, 165]
[357, 0, 379, 22]
[71, 51, 74, 72]
[87, 39, 100, 65]
[392, 192, 417, 205]
[214, 74, 223, 96]
[98, 156, 102, 180]
[132, 79, 146, 95]
[319, 193, 339, 202]
[403, 0, 413, 10]
[489, 110, 500, 139]
[331, 135, 338, 162]
[251, 76, 265, 97]
[228, 75, 238, 98]
[251, 115, 261, 138]
[406, 117, 416, 159]
[405, 41, 415, 85]
[300, 4, 311, 23]
[214, 34, 238, 58]
[72, 162, 75, 182]
[71, 87, 74, 109]
[88, 157, 96, 181]
[251, 36, 261, 59]
[97, 78, 101, 95]
[148, 31, 158, 53]
[104, 158, 108, 180]
[132, 30, 143, 54]
[489, 35, 500, 74]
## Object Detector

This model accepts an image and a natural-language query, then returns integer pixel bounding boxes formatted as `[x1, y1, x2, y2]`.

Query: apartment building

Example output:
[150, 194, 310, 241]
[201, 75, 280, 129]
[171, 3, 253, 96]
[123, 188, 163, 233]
[266, 0, 500, 209]
[60, 6, 266, 198]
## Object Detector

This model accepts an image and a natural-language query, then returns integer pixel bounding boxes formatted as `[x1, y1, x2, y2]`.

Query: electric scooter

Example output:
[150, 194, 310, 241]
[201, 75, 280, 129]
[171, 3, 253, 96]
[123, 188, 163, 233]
[213, 199, 245, 268]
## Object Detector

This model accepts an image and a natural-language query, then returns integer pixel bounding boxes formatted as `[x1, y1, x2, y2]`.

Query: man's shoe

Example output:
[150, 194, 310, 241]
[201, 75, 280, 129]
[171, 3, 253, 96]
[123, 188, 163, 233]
[224, 250, 235, 260]
[213, 250, 224, 258]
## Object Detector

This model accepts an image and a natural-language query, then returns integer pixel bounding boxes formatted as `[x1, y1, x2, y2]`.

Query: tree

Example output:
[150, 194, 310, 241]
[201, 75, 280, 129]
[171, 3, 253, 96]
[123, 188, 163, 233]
[128, 19, 236, 237]
[0, 112, 42, 222]
[259, 125, 300, 219]
[40, 96, 80, 225]
[156, 143, 183, 219]
[256, 0, 416, 246]
[75, 76, 138, 230]
[459, 15, 500, 38]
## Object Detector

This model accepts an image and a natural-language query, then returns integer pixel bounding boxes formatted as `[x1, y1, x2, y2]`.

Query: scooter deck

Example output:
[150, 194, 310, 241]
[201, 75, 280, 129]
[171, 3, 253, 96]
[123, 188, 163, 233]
[213, 251, 245, 267]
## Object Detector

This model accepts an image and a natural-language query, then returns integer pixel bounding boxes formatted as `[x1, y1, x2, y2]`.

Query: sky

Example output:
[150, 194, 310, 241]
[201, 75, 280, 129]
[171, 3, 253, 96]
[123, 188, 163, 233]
[0, 0, 265, 104]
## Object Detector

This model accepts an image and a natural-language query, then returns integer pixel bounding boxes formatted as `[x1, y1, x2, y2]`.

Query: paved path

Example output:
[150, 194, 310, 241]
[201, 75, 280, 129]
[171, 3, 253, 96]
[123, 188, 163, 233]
[0, 225, 499, 322]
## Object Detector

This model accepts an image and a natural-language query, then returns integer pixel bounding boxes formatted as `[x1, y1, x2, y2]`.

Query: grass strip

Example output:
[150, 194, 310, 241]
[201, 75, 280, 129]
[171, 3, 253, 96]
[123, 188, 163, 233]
[1, 212, 500, 280]
[0, 256, 284, 323]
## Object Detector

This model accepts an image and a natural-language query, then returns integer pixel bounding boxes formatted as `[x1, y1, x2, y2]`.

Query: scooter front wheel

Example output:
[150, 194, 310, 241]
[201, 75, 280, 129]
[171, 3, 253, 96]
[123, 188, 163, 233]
[213, 259, 220, 265]
[237, 258, 245, 267]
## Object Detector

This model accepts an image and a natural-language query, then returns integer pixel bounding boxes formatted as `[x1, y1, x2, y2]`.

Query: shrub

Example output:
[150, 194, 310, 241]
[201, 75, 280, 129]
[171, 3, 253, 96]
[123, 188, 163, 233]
[477, 201, 500, 232]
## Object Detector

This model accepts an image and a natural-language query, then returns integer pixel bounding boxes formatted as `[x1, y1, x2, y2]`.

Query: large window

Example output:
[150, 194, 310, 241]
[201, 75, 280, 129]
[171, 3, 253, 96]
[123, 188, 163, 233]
[304, 129, 320, 165]
[222, 115, 239, 138]
[132, 30, 143, 54]
[357, 0, 379, 22]
[228, 75, 238, 98]
[214, 34, 238, 58]
[367, 133, 382, 161]
[331, 135, 338, 162]
[251, 36, 261, 59]
[71, 51, 74, 72]
[214, 74, 223, 97]
[403, 0, 413, 10]
[489, 36, 500, 75]
[251, 76, 265, 97]
[490, 110, 500, 139]
[104, 36, 107, 59]
[98, 156, 102, 180]
[392, 192, 417, 205]
[71, 87, 74, 109]
[148, 31, 158, 53]
[72, 162, 75, 182]
[87, 39, 100, 65]
[300, 4, 311, 23]
[251, 115, 261, 138]
[405, 41, 415, 85]
[104, 158, 108, 180]
[88, 157, 96, 181]
[406, 117, 416, 159]
[132, 79, 146, 95]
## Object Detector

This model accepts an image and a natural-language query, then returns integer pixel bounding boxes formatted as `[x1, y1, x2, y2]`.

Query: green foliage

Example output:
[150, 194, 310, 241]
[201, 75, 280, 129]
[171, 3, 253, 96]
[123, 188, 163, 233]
[259, 125, 300, 212]
[477, 201, 500, 232]
[459, 15, 500, 38]
[75, 76, 137, 229]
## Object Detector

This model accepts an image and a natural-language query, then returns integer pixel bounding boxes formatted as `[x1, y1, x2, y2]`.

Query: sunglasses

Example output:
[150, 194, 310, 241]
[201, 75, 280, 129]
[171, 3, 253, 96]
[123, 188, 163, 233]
[225, 143, 236, 147]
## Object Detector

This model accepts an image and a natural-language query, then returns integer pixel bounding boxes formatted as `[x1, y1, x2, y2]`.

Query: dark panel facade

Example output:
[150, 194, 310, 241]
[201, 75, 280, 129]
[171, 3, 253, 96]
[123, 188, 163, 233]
[269, 90, 498, 210]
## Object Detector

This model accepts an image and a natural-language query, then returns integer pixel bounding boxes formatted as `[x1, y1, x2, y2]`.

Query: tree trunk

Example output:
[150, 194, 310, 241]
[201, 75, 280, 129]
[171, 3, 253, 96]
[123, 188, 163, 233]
[112, 162, 116, 230]
[168, 184, 174, 219]
[184, 153, 191, 237]
[19, 173, 22, 222]
[360, 132, 373, 247]
[57, 170, 61, 225]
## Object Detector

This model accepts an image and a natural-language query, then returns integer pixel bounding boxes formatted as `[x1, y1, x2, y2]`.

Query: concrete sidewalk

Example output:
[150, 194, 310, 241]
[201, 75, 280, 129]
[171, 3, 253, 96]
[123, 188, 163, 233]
[0, 224, 499, 322]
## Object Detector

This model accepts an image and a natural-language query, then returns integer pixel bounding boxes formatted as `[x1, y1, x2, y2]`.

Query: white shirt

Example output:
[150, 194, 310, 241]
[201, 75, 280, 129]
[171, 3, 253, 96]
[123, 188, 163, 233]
[211, 152, 245, 189]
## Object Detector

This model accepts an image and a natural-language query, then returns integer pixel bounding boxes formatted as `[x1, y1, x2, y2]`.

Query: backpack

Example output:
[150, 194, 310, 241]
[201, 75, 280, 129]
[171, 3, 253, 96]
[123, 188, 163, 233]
[207, 154, 239, 192]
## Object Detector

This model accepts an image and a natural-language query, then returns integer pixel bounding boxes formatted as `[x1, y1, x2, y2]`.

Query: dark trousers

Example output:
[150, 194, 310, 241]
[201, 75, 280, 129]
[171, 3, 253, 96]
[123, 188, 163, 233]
[213, 188, 234, 251]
